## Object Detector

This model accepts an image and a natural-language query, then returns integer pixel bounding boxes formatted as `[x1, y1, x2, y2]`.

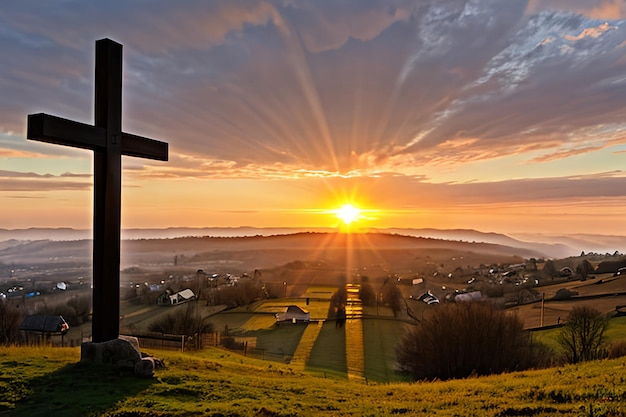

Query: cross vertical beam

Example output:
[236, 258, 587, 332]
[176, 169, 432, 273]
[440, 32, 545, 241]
[26, 39, 168, 343]
[92, 39, 123, 343]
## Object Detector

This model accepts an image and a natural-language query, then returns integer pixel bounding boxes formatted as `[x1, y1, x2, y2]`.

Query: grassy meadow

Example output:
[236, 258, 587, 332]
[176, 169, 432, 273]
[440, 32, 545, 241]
[2, 344, 626, 417]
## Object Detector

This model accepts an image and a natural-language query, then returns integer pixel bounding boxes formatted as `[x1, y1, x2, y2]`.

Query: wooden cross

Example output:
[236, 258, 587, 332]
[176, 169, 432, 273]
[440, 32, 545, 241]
[26, 38, 168, 343]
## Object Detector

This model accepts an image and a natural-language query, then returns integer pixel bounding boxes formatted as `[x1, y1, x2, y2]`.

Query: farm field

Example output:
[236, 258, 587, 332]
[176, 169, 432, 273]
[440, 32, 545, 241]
[509, 274, 626, 329]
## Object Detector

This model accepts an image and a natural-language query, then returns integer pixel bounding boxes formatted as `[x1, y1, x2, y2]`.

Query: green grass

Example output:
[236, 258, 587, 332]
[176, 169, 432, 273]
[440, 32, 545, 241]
[531, 315, 626, 355]
[605, 315, 626, 341]
[362, 318, 412, 383]
[2, 345, 626, 416]
[305, 321, 348, 378]
[242, 322, 308, 362]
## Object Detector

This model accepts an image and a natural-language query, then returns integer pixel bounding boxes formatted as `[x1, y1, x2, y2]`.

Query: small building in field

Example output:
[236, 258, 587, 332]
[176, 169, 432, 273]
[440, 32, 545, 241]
[275, 305, 310, 323]
[417, 291, 439, 305]
[454, 290, 482, 303]
[157, 288, 196, 306]
[20, 315, 70, 345]
[20, 315, 69, 334]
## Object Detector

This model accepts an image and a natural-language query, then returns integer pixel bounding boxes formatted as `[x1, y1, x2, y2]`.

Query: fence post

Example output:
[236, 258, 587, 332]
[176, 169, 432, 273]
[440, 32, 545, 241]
[181, 335, 185, 353]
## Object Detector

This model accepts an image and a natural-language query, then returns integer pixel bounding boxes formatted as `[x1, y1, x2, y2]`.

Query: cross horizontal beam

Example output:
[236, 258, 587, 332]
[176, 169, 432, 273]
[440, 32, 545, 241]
[27, 113, 168, 161]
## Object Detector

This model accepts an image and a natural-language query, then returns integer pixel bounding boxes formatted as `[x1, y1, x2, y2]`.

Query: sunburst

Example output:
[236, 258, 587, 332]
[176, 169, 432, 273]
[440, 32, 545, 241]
[335, 204, 361, 226]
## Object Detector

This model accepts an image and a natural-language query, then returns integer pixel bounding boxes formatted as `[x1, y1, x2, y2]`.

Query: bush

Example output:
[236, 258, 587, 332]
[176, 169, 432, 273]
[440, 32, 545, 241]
[328, 286, 347, 315]
[33, 295, 91, 326]
[359, 282, 376, 306]
[213, 279, 266, 307]
[607, 340, 626, 359]
[148, 301, 213, 337]
[558, 306, 607, 364]
[396, 302, 542, 380]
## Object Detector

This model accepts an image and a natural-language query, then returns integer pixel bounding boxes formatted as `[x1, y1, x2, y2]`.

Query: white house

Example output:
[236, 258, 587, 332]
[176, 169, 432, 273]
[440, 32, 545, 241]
[157, 288, 196, 306]
[454, 291, 482, 303]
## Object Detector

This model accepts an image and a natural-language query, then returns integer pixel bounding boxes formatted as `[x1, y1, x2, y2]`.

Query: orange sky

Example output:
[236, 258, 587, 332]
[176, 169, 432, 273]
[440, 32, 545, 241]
[2, 1, 626, 236]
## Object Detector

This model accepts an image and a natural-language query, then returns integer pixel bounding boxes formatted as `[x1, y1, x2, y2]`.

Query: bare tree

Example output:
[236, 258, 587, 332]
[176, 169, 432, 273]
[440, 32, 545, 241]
[381, 282, 403, 316]
[558, 306, 607, 363]
[0, 300, 22, 344]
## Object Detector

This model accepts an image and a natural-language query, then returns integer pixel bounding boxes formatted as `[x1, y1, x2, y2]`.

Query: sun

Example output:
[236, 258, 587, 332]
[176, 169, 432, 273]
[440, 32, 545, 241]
[335, 204, 361, 226]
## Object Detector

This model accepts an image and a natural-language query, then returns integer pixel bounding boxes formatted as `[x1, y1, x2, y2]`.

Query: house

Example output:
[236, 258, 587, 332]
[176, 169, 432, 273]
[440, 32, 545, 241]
[157, 288, 196, 305]
[275, 305, 310, 323]
[19, 315, 70, 346]
[20, 315, 69, 335]
[417, 291, 439, 305]
[454, 291, 482, 303]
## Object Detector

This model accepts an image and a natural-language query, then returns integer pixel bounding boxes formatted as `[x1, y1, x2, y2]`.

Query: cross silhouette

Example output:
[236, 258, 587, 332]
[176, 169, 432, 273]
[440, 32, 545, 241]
[26, 39, 168, 343]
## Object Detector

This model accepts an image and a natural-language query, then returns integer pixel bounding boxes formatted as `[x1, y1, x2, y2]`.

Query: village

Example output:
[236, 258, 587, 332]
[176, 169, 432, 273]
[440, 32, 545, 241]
[3, 234, 626, 382]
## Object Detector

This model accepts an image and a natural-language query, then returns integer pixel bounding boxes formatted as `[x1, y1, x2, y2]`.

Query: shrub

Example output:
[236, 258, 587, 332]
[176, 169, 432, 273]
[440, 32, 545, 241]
[213, 279, 266, 307]
[359, 282, 376, 306]
[396, 302, 541, 380]
[33, 295, 91, 326]
[607, 340, 626, 359]
[148, 302, 213, 337]
[328, 286, 347, 315]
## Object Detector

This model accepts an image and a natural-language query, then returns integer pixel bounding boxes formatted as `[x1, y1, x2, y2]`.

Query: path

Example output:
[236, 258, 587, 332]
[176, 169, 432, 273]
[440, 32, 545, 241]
[345, 318, 365, 380]
[345, 284, 365, 381]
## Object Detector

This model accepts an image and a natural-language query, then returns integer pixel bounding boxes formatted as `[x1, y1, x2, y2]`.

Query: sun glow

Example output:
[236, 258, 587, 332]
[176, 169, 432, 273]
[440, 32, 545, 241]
[335, 204, 361, 225]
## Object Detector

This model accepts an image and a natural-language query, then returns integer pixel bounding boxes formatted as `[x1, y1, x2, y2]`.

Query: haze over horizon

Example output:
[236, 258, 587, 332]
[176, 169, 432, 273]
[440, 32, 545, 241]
[2, 1, 626, 236]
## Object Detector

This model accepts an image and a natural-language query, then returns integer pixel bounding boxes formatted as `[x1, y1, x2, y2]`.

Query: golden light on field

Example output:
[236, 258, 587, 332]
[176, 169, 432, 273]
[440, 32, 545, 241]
[334, 204, 361, 226]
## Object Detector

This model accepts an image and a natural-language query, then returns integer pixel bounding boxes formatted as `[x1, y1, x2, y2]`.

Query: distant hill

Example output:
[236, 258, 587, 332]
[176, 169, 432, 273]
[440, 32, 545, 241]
[0, 231, 544, 273]
[1, 227, 625, 258]
[0, 227, 326, 241]
[377, 228, 574, 258]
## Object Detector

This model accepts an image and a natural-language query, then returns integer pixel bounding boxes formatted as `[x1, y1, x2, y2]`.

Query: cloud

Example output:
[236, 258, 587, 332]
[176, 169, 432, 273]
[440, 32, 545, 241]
[278, 0, 414, 52]
[0, 149, 44, 158]
[344, 171, 626, 211]
[565, 21, 618, 39]
[1, 0, 626, 181]
[0, 170, 90, 191]
[527, 0, 626, 19]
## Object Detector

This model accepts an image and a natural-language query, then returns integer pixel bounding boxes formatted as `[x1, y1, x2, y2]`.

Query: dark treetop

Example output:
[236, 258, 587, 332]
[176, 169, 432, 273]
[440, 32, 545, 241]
[26, 38, 168, 343]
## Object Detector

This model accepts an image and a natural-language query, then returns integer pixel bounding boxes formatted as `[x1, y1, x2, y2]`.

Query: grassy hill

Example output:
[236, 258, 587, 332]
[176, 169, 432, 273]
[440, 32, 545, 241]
[1, 345, 626, 417]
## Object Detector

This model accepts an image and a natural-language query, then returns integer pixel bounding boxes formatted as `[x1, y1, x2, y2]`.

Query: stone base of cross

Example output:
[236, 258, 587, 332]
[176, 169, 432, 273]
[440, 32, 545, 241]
[26, 39, 168, 343]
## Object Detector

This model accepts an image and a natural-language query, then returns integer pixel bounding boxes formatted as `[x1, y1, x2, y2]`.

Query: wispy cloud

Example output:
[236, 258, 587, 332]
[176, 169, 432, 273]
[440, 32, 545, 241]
[0, 170, 90, 191]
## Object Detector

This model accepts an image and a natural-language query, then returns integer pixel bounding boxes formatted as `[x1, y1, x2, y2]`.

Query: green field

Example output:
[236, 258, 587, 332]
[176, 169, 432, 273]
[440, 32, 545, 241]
[306, 321, 348, 378]
[531, 315, 626, 354]
[2, 345, 626, 416]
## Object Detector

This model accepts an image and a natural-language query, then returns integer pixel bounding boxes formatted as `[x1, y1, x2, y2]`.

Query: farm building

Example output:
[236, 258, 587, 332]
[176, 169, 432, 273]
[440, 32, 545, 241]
[20, 315, 69, 345]
[417, 291, 439, 305]
[454, 291, 482, 303]
[20, 315, 69, 334]
[275, 305, 310, 323]
[157, 288, 196, 306]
